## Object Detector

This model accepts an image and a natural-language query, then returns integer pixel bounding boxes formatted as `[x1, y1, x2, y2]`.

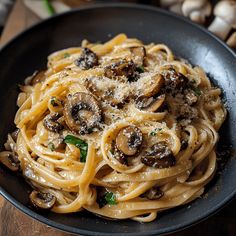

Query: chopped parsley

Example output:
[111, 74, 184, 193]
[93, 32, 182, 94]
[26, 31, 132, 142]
[150, 128, 163, 136]
[193, 87, 202, 96]
[97, 192, 117, 208]
[136, 66, 145, 73]
[63, 53, 70, 58]
[48, 142, 55, 151]
[109, 149, 114, 155]
[64, 135, 88, 162]
[50, 96, 59, 106]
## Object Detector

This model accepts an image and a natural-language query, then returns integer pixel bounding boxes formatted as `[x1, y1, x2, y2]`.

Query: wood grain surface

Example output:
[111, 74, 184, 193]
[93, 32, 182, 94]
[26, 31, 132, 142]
[0, 1, 235, 236]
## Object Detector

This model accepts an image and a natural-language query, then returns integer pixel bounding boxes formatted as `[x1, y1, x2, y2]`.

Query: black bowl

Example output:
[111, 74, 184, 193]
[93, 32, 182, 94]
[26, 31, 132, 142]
[0, 3, 236, 236]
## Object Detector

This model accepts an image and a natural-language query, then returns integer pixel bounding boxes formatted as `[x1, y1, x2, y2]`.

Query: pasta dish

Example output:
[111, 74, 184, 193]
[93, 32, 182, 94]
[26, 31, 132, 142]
[0, 34, 227, 222]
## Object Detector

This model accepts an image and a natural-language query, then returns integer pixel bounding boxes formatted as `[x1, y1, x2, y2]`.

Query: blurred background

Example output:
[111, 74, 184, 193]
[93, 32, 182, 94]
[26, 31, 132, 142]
[0, 0, 235, 49]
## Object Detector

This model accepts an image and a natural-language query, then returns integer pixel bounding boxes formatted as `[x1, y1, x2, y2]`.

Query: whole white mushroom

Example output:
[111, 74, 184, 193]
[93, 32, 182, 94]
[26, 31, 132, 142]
[208, 0, 236, 40]
[182, 0, 212, 24]
[159, 0, 184, 15]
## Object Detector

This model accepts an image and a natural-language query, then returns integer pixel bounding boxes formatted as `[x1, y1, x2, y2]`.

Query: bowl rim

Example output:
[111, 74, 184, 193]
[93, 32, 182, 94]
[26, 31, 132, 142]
[0, 3, 236, 236]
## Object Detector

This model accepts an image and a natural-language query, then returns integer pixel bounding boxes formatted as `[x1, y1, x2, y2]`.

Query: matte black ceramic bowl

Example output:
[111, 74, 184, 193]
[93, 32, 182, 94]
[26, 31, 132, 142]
[0, 3, 236, 236]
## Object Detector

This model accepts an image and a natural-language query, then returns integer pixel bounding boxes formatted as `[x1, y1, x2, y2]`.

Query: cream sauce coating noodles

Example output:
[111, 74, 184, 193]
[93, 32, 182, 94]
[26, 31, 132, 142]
[0, 34, 227, 222]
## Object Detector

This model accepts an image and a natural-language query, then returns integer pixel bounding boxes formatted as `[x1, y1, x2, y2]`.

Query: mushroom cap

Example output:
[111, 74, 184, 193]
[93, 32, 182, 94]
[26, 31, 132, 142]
[30, 191, 56, 210]
[63, 92, 102, 134]
[24, 70, 46, 86]
[140, 74, 164, 98]
[141, 142, 176, 169]
[0, 151, 20, 171]
[142, 187, 164, 200]
[116, 125, 143, 156]
[182, 0, 209, 17]
[104, 58, 137, 81]
[74, 47, 98, 70]
[43, 113, 64, 133]
[214, 0, 236, 28]
[130, 46, 146, 67]
[188, 2, 212, 24]
[135, 94, 166, 112]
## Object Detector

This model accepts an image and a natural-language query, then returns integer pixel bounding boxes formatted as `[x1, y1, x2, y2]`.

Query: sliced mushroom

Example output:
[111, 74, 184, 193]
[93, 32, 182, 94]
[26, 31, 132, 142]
[130, 46, 146, 66]
[11, 129, 19, 142]
[157, 101, 169, 112]
[163, 69, 189, 94]
[48, 136, 66, 151]
[184, 89, 198, 105]
[24, 70, 45, 86]
[178, 104, 199, 120]
[104, 59, 137, 81]
[112, 143, 127, 165]
[86, 81, 124, 108]
[43, 113, 64, 133]
[0, 151, 20, 171]
[141, 74, 164, 97]
[74, 47, 98, 70]
[141, 141, 176, 168]
[141, 187, 164, 200]
[29, 190, 56, 210]
[180, 139, 188, 150]
[116, 126, 143, 156]
[135, 94, 166, 112]
[63, 92, 102, 134]
[103, 89, 126, 108]
[96, 186, 107, 202]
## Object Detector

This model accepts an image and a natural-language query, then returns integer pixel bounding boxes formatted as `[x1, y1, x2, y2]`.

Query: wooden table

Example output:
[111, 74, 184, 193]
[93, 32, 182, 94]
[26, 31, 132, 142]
[0, 1, 235, 235]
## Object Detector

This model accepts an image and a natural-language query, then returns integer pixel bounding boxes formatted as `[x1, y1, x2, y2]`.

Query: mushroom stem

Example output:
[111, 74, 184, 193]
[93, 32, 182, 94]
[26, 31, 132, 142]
[208, 16, 232, 40]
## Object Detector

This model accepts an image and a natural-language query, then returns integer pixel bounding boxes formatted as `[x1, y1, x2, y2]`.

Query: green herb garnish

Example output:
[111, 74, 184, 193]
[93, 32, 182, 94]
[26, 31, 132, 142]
[98, 192, 117, 208]
[64, 135, 88, 162]
[43, 0, 55, 16]
[87, 127, 94, 133]
[136, 66, 145, 73]
[150, 128, 162, 136]
[109, 149, 114, 155]
[50, 96, 59, 106]
[193, 87, 202, 96]
[105, 192, 117, 205]
[63, 53, 70, 58]
[48, 142, 55, 151]
[150, 131, 156, 136]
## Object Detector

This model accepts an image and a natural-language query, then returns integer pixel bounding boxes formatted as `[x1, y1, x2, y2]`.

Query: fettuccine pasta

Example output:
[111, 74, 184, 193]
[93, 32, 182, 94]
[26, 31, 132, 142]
[0, 34, 226, 222]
